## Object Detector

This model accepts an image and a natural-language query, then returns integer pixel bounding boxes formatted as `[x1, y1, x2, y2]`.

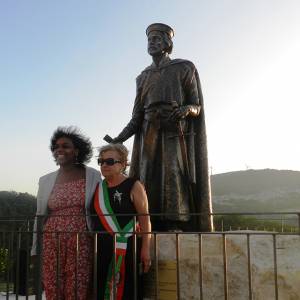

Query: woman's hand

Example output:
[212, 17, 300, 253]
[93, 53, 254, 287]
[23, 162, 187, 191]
[141, 245, 151, 273]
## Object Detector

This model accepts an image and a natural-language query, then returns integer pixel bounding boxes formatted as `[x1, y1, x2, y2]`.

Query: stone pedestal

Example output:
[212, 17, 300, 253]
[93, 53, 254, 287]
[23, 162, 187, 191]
[143, 233, 300, 300]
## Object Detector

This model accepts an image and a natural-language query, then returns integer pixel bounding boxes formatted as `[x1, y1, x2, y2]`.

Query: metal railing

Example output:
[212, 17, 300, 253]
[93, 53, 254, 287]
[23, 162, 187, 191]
[0, 212, 299, 300]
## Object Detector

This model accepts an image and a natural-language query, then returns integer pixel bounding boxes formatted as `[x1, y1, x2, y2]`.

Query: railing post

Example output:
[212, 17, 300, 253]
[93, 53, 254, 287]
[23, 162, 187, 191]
[93, 233, 98, 300]
[15, 229, 21, 300]
[298, 213, 300, 233]
[75, 233, 79, 300]
[113, 233, 116, 300]
[272, 234, 279, 300]
[25, 227, 30, 299]
[154, 233, 158, 300]
[133, 215, 137, 300]
[222, 233, 228, 300]
[198, 234, 203, 300]
[176, 233, 180, 300]
[35, 215, 43, 300]
[6, 232, 11, 298]
[246, 234, 252, 300]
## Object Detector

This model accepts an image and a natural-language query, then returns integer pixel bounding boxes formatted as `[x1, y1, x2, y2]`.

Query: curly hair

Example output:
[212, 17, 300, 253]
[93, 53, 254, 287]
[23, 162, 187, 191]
[98, 143, 129, 173]
[50, 126, 93, 164]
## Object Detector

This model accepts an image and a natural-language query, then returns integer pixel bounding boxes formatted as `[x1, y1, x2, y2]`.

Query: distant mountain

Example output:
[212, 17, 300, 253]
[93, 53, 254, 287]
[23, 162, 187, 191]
[1, 169, 299, 217]
[211, 169, 300, 213]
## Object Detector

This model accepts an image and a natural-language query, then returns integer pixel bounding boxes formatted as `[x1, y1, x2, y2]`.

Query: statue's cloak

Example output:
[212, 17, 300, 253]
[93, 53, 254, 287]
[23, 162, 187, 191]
[129, 58, 213, 231]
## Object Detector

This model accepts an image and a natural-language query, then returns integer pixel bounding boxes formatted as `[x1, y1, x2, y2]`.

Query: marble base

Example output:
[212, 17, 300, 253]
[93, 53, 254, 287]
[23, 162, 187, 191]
[143, 233, 300, 300]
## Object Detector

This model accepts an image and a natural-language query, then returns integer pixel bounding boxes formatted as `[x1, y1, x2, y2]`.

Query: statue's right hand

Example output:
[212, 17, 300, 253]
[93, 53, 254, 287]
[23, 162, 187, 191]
[111, 137, 123, 144]
[103, 135, 114, 143]
[103, 134, 123, 144]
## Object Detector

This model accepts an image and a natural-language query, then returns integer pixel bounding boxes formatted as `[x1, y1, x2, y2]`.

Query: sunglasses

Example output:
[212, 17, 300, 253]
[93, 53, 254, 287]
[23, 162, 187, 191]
[97, 158, 122, 166]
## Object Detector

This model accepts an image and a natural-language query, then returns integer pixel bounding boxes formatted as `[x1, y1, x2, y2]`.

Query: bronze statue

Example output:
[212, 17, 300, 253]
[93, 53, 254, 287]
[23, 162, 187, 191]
[109, 23, 213, 231]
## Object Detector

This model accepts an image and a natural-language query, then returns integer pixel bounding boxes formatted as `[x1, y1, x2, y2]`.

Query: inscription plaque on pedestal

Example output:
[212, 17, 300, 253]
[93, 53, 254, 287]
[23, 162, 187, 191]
[143, 260, 178, 300]
[157, 261, 177, 300]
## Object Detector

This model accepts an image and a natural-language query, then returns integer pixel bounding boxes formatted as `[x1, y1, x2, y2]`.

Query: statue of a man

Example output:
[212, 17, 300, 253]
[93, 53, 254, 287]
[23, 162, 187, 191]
[111, 23, 213, 231]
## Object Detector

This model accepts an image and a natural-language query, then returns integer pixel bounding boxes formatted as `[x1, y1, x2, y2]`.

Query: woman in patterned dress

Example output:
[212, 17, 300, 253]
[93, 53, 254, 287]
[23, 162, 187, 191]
[31, 126, 101, 299]
[92, 144, 151, 300]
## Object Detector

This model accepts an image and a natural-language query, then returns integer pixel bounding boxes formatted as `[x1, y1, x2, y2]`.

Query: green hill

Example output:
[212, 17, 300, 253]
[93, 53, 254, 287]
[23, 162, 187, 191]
[0, 191, 36, 231]
[0, 169, 299, 224]
[211, 169, 300, 213]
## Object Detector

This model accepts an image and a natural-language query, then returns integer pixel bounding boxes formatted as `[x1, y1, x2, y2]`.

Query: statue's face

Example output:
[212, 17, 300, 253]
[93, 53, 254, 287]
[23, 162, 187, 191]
[147, 31, 165, 56]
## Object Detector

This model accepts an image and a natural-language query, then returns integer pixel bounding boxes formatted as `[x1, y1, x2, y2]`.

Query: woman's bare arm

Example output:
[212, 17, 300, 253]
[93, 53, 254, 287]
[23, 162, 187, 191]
[131, 180, 152, 273]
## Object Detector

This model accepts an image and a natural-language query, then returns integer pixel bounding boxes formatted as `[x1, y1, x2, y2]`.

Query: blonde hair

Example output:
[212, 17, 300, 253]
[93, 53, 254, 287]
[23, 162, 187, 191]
[98, 143, 129, 173]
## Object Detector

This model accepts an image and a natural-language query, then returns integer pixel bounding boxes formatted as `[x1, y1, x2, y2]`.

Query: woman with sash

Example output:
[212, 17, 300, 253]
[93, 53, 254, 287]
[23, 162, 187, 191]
[92, 143, 151, 300]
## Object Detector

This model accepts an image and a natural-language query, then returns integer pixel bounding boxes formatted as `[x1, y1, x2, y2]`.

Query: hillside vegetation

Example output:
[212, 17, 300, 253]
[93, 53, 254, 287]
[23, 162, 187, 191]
[0, 191, 36, 231]
[211, 169, 300, 213]
[0, 169, 299, 228]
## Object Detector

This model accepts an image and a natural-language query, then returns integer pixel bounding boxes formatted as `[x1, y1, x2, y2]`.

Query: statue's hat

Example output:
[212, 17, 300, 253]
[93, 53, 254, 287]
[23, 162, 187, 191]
[146, 23, 174, 38]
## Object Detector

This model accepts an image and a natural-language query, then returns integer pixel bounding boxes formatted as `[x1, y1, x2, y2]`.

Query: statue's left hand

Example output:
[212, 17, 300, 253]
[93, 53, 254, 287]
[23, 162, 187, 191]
[169, 105, 191, 121]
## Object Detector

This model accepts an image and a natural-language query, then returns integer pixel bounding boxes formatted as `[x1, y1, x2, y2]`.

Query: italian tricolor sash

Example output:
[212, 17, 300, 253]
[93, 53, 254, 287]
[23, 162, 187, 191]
[94, 181, 135, 300]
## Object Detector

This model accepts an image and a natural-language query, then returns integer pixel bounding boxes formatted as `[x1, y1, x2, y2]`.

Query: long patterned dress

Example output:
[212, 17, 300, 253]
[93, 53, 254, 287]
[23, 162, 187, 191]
[42, 179, 93, 300]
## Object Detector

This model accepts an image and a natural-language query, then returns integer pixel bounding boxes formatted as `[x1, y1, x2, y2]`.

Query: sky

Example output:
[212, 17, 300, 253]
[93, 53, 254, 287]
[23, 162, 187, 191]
[0, 0, 300, 195]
